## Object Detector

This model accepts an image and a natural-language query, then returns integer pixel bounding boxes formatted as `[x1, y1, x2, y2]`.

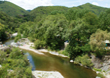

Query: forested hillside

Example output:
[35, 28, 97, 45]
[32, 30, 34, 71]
[28, 3, 109, 21]
[0, 1, 28, 16]
[77, 3, 108, 15]
[28, 6, 69, 21]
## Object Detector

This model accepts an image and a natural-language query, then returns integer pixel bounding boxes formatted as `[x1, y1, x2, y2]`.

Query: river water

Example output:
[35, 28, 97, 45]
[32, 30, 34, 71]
[4, 40, 96, 78]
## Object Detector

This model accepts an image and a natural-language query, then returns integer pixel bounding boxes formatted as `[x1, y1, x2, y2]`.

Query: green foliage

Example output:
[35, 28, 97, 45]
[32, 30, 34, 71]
[34, 40, 46, 49]
[0, 51, 6, 64]
[29, 6, 68, 21]
[28, 37, 35, 42]
[65, 18, 95, 59]
[80, 44, 91, 52]
[0, 48, 33, 78]
[9, 48, 23, 59]
[28, 3, 108, 21]
[93, 68, 102, 72]
[0, 23, 7, 40]
[0, 1, 28, 16]
[83, 12, 98, 25]
[77, 3, 108, 15]
[19, 21, 35, 38]
[18, 14, 68, 50]
[74, 54, 93, 67]
[0, 11, 23, 33]
[65, 9, 89, 21]
[60, 50, 69, 56]
[14, 33, 21, 42]
[98, 9, 110, 31]
[89, 29, 110, 57]
[37, 14, 68, 50]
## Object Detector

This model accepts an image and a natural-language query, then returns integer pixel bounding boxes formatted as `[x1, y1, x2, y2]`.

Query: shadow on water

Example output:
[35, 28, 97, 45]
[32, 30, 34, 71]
[24, 50, 96, 78]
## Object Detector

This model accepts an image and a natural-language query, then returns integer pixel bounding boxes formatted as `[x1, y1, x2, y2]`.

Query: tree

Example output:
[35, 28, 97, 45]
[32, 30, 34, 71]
[35, 14, 68, 50]
[65, 19, 91, 59]
[89, 29, 110, 57]
[98, 9, 110, 31]
[0, 23, 7, 40]
[65, 9, 89, 21]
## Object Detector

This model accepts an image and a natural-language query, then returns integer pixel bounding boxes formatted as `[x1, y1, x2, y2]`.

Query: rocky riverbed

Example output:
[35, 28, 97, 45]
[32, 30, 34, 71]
[91, 55, 110, 78]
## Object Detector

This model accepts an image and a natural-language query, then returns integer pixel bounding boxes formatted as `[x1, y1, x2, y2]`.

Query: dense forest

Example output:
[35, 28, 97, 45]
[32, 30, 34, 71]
[0, 1, 110, 77]
[16, 4, 110, 59]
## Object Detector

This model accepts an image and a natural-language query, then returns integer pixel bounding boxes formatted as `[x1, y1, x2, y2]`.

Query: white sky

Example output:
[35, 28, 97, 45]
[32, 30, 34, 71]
[6, 0, 110, 10]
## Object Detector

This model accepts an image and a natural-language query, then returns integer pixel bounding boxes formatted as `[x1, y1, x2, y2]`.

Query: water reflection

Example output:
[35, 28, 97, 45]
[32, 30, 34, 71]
[25, 52, 36, 71]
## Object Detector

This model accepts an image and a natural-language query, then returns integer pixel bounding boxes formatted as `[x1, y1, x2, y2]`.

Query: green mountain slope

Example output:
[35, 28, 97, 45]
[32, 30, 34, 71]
[0, 11, 21, 32]
[29, 3, 109, 21]
[0, 1, 28, 16]
[29, 6, 69, 21]
[77, 3, 108, 15]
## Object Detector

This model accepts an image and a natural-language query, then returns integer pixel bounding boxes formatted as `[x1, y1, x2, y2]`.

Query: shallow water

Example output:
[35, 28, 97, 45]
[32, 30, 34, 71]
[3, 39, 14, 45]
[25, 50, 96, 78]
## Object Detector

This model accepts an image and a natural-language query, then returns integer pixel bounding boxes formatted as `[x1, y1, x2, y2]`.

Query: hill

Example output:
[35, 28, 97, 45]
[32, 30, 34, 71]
[77, 3, 108, 15]
[29, 6, 69, 21]
[0, 1, 28, 16]
[28, 3, 109, 21]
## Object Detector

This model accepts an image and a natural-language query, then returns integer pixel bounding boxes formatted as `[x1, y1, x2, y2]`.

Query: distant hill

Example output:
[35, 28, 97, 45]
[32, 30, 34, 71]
[27, 10, 31, 12]
[29, 3, 109, 21]
[77, 3, 108, 15]
[0, 1, 28, 16]
[29, 6, 69, 20]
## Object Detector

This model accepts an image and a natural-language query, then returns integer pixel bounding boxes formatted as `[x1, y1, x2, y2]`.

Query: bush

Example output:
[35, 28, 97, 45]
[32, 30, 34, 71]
[58, 50, 68, 56]
[9, 48, 23, 59]
[34, 40, 45, 49]
[93, 68, 102, 72]
[28, 37, 35, 42]
[94, 50, 106, 58]
[14, 37, 19, 42]
[0, 51, 6, 64]
[74, 54, 93, 67]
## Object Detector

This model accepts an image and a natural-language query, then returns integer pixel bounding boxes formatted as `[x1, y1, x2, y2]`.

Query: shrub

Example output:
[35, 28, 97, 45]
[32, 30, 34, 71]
[93, 68, 102, 72]
[60, 50, 69, 56]
[9, 48, 23, 59]
[74, 54, 93, 67]
[34, 40, 45, 49]
[14, 37, 19, 42]
[28, 37, 35, 42]
[0, 51, 6, 64]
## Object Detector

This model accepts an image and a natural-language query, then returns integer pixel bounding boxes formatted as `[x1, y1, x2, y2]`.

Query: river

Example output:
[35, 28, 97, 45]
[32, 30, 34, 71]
[4, 39, 96, 78]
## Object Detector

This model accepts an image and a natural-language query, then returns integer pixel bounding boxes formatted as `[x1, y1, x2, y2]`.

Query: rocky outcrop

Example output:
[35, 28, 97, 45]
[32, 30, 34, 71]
[91, 55, 103, 68]
[91, 55, 110, 74]
[32, 71, 64, 78]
